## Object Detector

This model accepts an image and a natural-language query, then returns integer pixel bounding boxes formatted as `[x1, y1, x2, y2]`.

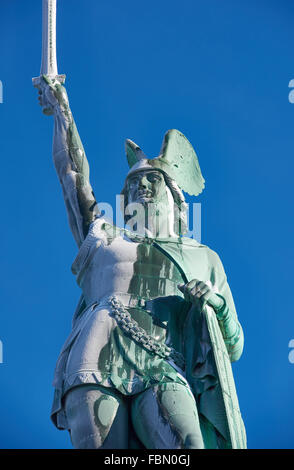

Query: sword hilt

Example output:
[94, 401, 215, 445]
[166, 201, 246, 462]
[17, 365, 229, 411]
[32, 74, 66, 116]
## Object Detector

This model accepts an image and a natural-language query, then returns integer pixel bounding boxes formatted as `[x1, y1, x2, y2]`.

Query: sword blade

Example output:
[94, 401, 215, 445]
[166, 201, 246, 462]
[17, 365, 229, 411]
[40, 0, 58, 76]
[32, 0, 65, 115]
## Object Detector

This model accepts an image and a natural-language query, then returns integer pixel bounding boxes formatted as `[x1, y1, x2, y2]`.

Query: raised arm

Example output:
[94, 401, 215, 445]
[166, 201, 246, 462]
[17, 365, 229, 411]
[37, 75, 98, 247]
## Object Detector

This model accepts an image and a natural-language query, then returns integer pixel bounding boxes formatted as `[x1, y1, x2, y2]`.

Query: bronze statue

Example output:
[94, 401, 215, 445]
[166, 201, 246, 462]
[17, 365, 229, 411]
[34, 0, 246, 449]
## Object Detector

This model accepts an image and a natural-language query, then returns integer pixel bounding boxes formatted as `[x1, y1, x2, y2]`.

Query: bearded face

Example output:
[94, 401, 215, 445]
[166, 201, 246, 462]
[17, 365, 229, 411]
[126, 169, 168, 206]
[121, 168, 188, 237]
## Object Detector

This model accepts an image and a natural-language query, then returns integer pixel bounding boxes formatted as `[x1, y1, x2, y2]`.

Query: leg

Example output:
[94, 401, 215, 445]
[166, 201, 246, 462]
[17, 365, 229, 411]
[64, 384, 129, 449]
[131, 382, 204, 449]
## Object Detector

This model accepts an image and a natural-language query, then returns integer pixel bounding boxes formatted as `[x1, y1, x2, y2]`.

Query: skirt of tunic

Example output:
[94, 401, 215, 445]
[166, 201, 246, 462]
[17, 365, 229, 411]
[51, 293, 190, 430]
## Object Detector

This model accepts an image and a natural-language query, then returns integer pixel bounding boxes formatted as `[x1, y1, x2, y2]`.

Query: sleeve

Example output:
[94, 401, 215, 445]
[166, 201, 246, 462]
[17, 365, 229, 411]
[209, 250, 244, 363]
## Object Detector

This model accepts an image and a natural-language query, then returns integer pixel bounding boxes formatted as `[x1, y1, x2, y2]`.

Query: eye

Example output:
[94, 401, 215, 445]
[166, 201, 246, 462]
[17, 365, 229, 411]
[147, 173, 161, 182]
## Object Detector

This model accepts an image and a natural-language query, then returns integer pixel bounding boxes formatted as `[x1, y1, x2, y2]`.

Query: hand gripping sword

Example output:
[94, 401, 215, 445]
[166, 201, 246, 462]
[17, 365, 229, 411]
[32, 0, 65, 115]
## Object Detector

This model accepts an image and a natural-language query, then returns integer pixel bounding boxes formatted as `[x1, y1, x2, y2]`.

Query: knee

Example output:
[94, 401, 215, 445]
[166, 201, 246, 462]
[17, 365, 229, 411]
[184, 432, 204, 449]
[65, 386, 121, 449]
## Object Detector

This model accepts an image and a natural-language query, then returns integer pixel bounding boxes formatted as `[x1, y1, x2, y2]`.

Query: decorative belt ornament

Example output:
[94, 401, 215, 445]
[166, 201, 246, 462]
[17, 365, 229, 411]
[108, 296, 185, 371]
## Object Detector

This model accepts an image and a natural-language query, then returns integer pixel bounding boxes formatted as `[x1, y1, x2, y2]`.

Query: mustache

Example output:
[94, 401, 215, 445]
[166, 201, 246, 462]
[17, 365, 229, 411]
[136, 190, 153, 197]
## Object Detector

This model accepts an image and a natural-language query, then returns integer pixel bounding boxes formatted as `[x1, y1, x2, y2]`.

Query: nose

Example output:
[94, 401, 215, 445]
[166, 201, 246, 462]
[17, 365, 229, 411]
[138, 175, 149, 188]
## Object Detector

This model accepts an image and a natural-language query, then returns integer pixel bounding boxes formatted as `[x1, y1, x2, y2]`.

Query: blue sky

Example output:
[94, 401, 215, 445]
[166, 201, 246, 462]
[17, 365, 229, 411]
[0, 0, 294, 448]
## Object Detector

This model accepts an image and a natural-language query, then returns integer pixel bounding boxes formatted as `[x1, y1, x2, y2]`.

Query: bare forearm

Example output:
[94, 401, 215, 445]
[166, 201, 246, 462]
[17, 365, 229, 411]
[52, 96, 89, 183]
[53, 107, 98, 243]
[37, 76, 98, 245]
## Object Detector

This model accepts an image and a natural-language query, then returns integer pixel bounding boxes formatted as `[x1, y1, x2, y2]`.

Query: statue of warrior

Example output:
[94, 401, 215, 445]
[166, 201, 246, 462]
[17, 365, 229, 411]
[36, 74, 246, 449]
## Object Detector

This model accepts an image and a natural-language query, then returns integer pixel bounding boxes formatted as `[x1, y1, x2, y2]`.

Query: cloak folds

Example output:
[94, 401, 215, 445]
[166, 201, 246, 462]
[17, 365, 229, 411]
[153, 238, 247, 449]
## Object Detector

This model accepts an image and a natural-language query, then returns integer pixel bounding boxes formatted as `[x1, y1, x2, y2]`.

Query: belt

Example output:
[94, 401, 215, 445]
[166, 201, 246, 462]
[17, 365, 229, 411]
[107, 295, 186, 371]
[94, 292, 149, 310]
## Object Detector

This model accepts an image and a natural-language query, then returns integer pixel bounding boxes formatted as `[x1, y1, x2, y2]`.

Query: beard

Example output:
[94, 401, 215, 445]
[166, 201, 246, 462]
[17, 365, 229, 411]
[124, 195, 176, 238]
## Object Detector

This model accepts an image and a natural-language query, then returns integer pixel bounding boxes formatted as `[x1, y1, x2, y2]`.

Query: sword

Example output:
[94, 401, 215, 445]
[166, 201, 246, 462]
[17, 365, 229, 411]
[32, 0, 65, 115]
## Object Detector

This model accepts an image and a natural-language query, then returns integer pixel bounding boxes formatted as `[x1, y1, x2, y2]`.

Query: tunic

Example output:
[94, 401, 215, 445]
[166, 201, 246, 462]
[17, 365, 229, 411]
[51, 216, 193, 429]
